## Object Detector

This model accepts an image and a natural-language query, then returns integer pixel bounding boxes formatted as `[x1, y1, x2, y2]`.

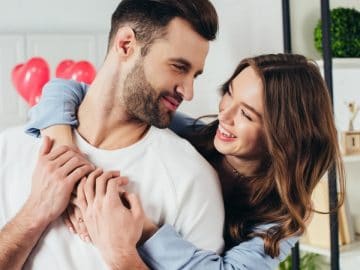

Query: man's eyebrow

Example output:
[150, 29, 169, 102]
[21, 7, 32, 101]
[169, 58, 203, 77]
[170, 57, 191, 67]
[229, 82, 262, 119]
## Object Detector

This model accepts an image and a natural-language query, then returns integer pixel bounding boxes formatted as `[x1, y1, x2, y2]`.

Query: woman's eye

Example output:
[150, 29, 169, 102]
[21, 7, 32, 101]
[241, 109, 252, 121]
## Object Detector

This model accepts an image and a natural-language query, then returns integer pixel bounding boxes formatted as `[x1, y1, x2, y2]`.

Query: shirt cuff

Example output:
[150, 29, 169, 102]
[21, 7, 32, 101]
[138, 224, 197, 269]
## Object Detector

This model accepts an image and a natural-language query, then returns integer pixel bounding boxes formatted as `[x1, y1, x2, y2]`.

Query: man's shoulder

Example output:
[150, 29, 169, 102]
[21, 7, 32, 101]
[149, 127, 218, 181]
[150, 127, 208, 162]
[0, 125, 36, 145]
[0, 125, 40, 164]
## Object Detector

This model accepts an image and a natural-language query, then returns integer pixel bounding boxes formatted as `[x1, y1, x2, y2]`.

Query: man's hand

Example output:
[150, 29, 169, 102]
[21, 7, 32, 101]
[75, 169, 148, 269]
[25, 136, 95, 226]
[0, 136, 95, 270]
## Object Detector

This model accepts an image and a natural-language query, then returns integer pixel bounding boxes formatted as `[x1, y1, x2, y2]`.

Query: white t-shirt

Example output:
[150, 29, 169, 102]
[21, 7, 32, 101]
[0, 126, 224, 270]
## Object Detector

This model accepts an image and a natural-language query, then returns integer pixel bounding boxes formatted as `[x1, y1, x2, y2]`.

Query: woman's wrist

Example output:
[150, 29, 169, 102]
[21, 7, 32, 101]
[40, 125, 76, 148]
[138, 218, 158, 245]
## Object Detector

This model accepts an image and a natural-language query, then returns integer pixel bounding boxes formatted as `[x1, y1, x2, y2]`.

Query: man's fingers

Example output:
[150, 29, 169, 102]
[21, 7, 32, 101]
[106, 178, 128, 208]
[117, 176, 129, 187]
[126, 193, 144, 220]
[54, 150, 84, 168]
[60, 155, 93, 177]
[105, 176, 126, 196]
[96, 171, 120, 197]
[39, 136, 53, 156]
[73, 177, 87, 210]
[84, 168, 103, 204]
[66, 164, 94, 186]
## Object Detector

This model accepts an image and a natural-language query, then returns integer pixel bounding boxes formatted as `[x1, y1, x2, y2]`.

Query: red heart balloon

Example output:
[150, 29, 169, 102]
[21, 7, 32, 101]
[11, 57, 50, 107]
[55, 59, 75, 78]
[55, 60, 96, 84]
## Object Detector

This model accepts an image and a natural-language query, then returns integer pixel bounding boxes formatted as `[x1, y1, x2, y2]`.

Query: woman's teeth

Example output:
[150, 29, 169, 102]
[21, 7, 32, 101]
[219, 125, 236, 138]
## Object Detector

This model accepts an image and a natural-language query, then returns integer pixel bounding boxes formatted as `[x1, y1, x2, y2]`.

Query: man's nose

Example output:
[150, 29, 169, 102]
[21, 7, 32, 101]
[176, 78, 194, 101]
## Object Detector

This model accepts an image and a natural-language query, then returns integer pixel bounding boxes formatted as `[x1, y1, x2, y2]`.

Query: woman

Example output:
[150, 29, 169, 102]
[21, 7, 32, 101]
[26, 53, 345, 269]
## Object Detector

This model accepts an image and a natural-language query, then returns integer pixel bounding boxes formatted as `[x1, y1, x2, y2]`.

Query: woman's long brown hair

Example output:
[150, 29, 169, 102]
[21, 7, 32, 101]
[188, 54, 345, 257]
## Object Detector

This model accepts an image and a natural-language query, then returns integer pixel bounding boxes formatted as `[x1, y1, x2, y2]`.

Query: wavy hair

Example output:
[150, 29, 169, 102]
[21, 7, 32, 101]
[189, 54, 345, 257]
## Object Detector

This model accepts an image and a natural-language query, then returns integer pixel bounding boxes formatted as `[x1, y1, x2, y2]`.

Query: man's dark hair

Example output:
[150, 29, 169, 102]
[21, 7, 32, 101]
[108, 0, 218, 55]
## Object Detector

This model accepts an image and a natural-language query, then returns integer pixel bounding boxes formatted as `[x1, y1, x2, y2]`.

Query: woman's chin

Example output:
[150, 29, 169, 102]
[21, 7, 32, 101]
[214, 137, 231, 155]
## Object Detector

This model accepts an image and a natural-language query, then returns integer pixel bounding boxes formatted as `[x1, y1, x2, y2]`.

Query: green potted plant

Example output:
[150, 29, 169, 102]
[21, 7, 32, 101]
[314, 7, 360, 57]
[278, 252, 324, 270]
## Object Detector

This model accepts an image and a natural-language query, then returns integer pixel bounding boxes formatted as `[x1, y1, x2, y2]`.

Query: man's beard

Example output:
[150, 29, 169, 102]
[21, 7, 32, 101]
[122, 60, 173, 128]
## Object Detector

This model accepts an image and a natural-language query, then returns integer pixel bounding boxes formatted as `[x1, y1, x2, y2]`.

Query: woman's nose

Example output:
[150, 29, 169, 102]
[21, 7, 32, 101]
[219, 106, 235, 125]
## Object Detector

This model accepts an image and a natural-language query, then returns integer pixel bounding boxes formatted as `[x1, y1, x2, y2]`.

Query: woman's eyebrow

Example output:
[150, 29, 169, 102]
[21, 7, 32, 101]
[230, 82, 262, 119]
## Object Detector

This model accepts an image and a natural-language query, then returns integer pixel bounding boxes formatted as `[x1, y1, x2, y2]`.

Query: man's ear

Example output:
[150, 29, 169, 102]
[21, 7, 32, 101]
[114, 26, 138, 59]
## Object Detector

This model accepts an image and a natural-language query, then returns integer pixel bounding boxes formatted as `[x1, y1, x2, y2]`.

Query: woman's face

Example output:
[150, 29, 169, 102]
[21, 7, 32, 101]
[214, 66, 266, 160]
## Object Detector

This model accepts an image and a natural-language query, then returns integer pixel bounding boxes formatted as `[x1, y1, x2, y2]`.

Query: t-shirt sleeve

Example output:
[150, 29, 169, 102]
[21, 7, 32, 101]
[0, 132, 7, 228]
[139, 224, 298, 270]
[24, 78, 88, 137]
[170, 163, 225, 254]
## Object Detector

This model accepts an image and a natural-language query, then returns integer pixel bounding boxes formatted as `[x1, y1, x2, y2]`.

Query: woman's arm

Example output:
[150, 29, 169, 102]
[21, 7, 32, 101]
[138, 224, 298, 270]
[25, 80, 199, 146]
[25, 78, 88, 146]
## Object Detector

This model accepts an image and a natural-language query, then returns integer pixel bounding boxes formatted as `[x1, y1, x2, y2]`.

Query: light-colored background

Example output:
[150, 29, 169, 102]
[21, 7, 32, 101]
[0, 1, 360, 268]
[1, 0, 360, 128]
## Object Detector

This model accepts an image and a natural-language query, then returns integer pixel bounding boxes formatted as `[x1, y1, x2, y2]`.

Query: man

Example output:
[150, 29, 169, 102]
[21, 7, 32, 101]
[0, 0, 224, 269]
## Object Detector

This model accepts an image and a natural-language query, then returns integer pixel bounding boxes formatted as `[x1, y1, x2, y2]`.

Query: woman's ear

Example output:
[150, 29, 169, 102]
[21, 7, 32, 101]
[113, 26, 137, 59]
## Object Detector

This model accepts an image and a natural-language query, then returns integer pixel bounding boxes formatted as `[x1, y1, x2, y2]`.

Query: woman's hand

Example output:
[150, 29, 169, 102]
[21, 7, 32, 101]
[63, 203, 90, 241]
[74, 169, 146, 269]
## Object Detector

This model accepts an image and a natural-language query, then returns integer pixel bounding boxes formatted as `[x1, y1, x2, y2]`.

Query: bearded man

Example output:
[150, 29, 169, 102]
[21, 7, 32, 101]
[0, 1, 224, 269]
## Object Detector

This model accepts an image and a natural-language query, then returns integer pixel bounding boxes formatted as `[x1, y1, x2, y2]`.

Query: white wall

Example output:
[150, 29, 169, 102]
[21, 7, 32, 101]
[0, 0, 284, 128]
[1, 0, 359, 124]
[0, 0, 119, 32]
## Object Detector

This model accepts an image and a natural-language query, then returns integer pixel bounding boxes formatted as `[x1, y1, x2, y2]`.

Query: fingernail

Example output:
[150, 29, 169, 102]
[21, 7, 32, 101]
[80, 234, 85, 241]
[85, 236, 91, 242]
[69, 227, 75, 234]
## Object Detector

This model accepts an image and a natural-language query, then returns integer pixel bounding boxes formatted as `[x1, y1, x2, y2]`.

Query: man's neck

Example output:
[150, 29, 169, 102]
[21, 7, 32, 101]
[76, 76, 150, 150]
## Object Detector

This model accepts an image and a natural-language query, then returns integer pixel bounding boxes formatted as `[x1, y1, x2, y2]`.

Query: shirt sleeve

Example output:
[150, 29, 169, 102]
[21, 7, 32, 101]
[169, 112, 205, 138]
[24, 79, 88, 137]
[139, 224, 298, 270]
[171, 159, 225, 253]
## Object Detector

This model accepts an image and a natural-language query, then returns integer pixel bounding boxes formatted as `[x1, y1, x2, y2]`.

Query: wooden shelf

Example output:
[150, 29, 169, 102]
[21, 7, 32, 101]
[342, 154, 360, 163]
[300, 236, 360, 257]
[316, 58, 360, 69]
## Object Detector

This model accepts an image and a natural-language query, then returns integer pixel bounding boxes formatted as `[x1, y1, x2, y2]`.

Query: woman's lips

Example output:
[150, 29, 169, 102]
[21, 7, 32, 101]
[216, 124, 237, 142]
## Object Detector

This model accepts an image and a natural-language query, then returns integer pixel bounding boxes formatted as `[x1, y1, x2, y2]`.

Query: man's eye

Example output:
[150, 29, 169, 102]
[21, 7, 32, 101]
[173, 65, 186, 72]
